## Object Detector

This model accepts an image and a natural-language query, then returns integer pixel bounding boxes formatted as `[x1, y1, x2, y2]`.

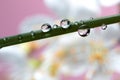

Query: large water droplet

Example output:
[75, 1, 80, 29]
[60, 19, 70, 29]
[53, 24, 59, 28]
[78, 29, 90, 37]
[101, 24, 107, 30]
[41, 23, 51, 32]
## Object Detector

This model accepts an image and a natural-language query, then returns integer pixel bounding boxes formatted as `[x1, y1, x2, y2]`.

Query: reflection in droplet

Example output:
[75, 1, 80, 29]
[101, 24, 107, 30]
[53, 24, 59, 29]
[78, 29, 90, 37]
[41, 23, 51, 32]
[60, 19, 70, 29]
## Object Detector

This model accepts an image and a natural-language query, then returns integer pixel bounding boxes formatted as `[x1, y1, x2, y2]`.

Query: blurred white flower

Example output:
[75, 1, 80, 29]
[44, 0, 69, 18]
[44, 0, 101, 20]
[0, 46, 32, 80]
[19, 15, 54, 33]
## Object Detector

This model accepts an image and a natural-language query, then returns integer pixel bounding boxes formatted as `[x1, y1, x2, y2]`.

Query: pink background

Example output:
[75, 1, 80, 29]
[0, 0, 55, 38]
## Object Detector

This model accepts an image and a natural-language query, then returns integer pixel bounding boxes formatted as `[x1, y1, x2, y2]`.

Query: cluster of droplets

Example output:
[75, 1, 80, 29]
[0, 18, 108, 49]
[2, 18, 108, 45]
[40, 19, 90, 37]
[40, 18, 108, 37]
[41, 19, 71, 33]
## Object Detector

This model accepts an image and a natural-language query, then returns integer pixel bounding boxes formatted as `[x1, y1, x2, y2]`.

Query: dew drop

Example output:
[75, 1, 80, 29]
[90, 17, 94, 20]
[60, 19, 70, 29]
[53, 24, 59, 28]
[41, 23, 51, 32]
[101, 24, 107, 30]
[74, 22, 79, 26]
[30, 31, 35, 38]
[3, 38, 7, 42]
[18, 35, 22, 42]
[78, 29, 90, 37]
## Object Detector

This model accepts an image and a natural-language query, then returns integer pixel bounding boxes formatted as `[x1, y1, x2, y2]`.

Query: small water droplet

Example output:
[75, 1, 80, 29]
[53, 24, 59, 28]
[18, 35, 22, 42]
[60, 19, 70, 29]
[74, 22, 79, 26]
[41, 23, 51, 32]
[90, 17, 94, 20]
[3, 38, 7, 42]
[101, 24, 107, 30]
[78, 29, 90, 37]
[30, 31, 35, 38]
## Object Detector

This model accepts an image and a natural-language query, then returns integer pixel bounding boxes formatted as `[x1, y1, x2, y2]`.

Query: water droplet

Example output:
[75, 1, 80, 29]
[53, 24, 59, 28]
[90, 17, 94, 20]
[101, 24, 107, 30]
[60, 19, 70, 29]
[18, 35, 22, 42]
[74, 22, 79, 26]
[3, 38, 7, 42]
[78, 29, 90, 37]
[30, 31, 35, 38]
[41, 23, 51, 32]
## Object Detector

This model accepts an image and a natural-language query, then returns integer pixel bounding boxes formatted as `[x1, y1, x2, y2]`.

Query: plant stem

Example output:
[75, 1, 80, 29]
[0, 14, 120, 48]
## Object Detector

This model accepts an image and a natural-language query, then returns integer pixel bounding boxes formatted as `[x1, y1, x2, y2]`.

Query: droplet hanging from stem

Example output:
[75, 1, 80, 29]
[101, 24, 107, 30]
